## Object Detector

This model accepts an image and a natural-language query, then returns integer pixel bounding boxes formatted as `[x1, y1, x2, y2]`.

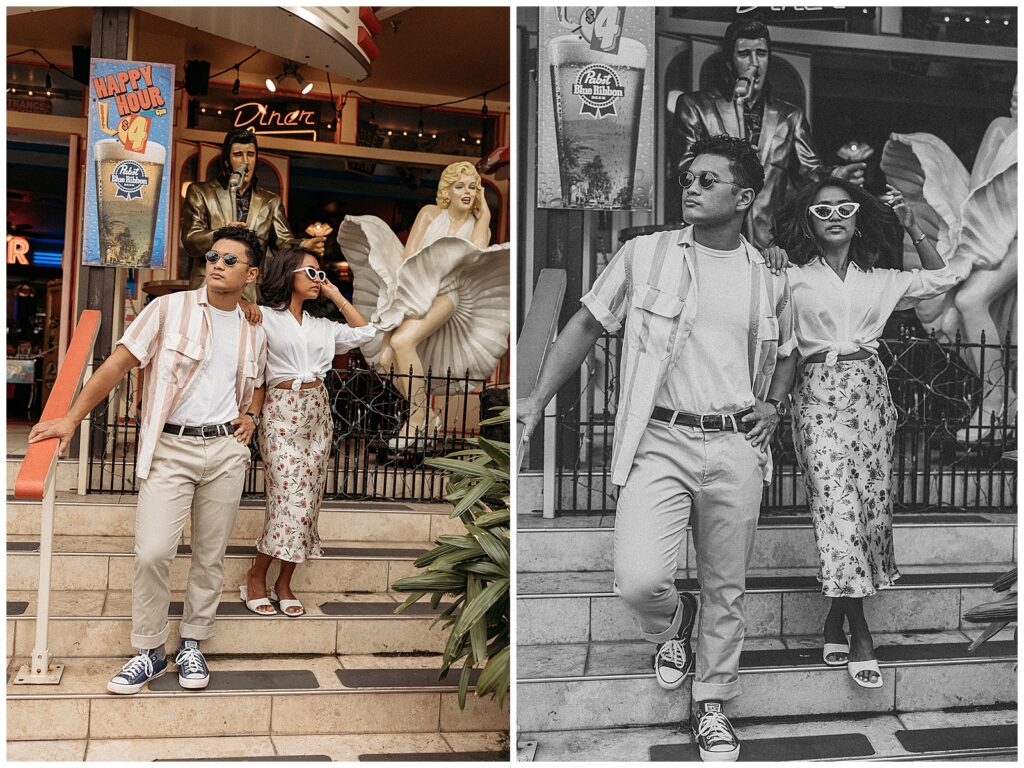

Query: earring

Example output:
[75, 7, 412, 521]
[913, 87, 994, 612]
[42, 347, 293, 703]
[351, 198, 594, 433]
[855, 228, 862, 238]
[439, 194, 449, 208]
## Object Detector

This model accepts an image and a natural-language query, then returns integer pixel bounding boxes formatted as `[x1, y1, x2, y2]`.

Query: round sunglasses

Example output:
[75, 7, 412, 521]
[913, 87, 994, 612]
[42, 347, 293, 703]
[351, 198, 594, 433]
[293, 266, 327, 282]
[678, 170, 748, 190]
[808, 202, 860, 220]
[204, 250, 250, 267]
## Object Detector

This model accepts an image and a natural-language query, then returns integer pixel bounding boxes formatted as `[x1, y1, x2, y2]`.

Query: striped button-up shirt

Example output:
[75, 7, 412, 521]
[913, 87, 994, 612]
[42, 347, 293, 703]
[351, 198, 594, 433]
[581, 225, 794, 486]
[117, 286, 267, 479]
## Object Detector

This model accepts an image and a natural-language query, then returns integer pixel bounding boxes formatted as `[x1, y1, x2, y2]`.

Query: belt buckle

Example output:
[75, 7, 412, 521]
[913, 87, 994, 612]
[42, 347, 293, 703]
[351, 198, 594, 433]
[700, 414, 725, 432]
[200, 424, 219, 438]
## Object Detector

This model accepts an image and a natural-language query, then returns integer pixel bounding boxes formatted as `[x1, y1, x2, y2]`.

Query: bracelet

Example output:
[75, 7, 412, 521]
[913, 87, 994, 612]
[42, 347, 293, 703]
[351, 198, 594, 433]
[911, 233, 927, 246]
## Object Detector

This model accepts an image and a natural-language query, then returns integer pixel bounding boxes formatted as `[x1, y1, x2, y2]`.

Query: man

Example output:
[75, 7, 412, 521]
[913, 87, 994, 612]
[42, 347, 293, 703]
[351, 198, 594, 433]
[29, 226, 268, 694]
[519, 136, 798, 761]
[181, 128, 325, 300]
[672, 18, 866, 247]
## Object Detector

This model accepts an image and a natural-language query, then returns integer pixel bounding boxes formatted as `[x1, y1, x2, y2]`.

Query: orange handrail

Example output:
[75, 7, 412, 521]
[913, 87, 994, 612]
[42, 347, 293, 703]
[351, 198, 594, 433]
[14, 309, 102, 500]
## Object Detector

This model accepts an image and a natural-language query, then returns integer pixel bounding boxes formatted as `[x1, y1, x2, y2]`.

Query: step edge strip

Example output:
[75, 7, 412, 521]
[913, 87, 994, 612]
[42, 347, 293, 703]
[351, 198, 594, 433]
[516, 654, 1017, 683]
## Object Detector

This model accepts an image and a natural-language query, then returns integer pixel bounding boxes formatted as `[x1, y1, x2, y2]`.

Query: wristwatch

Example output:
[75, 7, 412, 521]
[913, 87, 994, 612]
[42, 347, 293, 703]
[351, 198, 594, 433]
[766, 398, 787, 417]
[246, 411, 261, 429]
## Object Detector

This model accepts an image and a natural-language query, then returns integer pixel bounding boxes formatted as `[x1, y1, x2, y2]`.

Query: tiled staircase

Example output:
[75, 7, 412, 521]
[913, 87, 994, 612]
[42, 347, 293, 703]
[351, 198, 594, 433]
[7, 460, 508, 761]
[517, 503, 1017, 761]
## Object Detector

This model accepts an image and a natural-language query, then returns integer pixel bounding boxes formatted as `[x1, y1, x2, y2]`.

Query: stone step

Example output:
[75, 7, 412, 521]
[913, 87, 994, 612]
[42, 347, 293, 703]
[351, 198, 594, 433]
[7, 534, 430, 594]
[7, 655, 508, 741]
[517, 565, 1015, 645]
[516, 630, 1017, 732]
[518, 707, 1017, 761]
[9, 732, 505, 762]
[6, 589, 455, 657]
[7, 493, 462, 543]
[516, 511, 1018, 572]
[517, 467, 1017, 514]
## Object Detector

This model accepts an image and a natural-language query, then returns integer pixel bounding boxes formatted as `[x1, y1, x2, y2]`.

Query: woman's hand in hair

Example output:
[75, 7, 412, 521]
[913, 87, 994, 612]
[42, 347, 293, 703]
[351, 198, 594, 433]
[883, 184, 916, 230]
[240, 299, 263, 325]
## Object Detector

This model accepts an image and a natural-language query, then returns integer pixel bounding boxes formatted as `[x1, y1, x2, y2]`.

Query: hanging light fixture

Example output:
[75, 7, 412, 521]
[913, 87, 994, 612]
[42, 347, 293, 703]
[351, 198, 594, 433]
[232, 66, 240, 96]
[417, 108, 424, 138]
[45, 70, 52, 97]
[266, 60, 314, 94]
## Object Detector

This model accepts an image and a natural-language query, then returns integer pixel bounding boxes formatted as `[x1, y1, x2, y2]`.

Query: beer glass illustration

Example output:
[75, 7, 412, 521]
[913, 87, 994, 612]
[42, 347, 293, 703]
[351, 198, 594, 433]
[549, 34, 646, 208]
[94, 138, 165, 266]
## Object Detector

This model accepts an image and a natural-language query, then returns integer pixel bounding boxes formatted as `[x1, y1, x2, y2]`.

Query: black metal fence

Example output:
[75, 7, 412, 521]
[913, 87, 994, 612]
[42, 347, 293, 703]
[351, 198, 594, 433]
[85, 362, 503, 502]
[544, 331, 1017, 514]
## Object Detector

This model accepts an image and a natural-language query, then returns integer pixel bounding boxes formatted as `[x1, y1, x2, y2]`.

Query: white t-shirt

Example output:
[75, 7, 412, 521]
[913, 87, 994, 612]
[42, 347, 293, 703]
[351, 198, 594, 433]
[260, 307, 377, 389]
[167, 304, 242, 426]
[659, 241, 754, 414]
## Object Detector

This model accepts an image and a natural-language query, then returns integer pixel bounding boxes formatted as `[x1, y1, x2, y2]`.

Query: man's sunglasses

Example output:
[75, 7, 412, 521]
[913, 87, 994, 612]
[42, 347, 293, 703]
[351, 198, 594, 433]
[205, 250, 250, 267]
[808, 202, 860, 220]
[293, 266, 327, 282]
[678, 170, 748, 190]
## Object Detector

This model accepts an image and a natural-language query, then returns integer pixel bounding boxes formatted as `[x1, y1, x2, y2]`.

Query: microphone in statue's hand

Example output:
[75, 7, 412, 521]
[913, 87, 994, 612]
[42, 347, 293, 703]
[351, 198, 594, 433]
[228, 163, 248, 190]
[734, 76, 752, 101]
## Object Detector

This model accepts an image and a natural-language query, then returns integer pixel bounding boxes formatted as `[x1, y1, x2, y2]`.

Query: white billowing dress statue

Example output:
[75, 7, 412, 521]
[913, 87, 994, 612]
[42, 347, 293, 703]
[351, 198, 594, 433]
[338, 209, 511, 391]
[881, 86, 1017, 439]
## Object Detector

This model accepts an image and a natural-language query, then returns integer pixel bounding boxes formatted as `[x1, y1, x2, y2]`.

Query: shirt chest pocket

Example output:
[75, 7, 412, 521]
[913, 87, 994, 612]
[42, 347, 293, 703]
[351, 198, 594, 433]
[160, 331, 205, 386]
[625, 283, 685, 360]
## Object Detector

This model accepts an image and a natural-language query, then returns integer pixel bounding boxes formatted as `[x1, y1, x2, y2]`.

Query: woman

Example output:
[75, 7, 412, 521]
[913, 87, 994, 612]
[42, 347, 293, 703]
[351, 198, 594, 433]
[338, 161, 511, 450]
[771, 178, 965, 687]
[239, 248, 374, 616]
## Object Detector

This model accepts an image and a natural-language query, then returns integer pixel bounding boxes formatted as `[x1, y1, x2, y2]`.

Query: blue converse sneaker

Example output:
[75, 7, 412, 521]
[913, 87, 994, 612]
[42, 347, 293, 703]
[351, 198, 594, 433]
[691, 700, 740, 762]
[175, 639, 210, 689]
[107, 650, 167, 694]
[654, 591, 697, 690]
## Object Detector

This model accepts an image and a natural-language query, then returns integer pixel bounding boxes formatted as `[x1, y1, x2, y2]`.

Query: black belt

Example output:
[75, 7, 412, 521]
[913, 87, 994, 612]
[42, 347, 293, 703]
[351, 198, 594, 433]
[163, 422, 237, 438]
[650, 406, 755, 433]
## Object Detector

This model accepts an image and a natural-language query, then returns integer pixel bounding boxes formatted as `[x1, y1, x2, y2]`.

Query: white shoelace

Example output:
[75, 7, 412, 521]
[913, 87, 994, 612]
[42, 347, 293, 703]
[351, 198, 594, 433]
[657, 638, 688, 670]
[117, 652, 153, 680]
[697, 711, 735, 746]
[176, 646, 205, 676]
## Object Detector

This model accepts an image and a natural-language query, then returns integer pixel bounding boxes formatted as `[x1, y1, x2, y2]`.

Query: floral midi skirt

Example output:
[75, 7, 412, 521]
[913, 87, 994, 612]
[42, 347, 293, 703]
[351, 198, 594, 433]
[791, 355, 901, 598]
[257, 385, 332, 563]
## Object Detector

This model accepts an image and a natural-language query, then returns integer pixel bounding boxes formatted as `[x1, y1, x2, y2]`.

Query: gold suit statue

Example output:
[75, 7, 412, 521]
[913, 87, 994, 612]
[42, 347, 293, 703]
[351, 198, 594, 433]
[181, 129, 324, 301]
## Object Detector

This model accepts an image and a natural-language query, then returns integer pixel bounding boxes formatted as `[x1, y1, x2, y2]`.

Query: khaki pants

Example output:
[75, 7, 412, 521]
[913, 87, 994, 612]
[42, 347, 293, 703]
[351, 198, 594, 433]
[131, 432, 250, 649]
[614, 419, 765, 703]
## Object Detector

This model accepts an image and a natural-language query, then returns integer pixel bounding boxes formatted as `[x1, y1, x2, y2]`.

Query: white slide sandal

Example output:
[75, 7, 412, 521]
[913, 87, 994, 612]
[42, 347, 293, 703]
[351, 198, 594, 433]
[239, 584, 277, 615]
[848, 658, 884, 688]
[269, 588, 305, 617]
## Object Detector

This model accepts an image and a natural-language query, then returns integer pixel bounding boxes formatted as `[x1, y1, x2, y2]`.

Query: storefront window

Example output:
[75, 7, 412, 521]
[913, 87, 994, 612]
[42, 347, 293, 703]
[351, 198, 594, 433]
[7, 135, 69, 420]
[7, 62, 85, 119]
[355, 100, 498, 157]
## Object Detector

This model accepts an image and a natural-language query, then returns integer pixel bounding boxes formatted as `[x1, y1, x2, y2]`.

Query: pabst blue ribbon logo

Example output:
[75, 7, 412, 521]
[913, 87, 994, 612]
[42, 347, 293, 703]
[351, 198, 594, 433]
[110, 160, 149, 200]
[572, 64, 625, 118]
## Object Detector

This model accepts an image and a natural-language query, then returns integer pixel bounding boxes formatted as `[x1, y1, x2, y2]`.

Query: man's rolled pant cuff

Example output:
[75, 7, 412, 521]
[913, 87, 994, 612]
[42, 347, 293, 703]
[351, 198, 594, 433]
[640, 596, 686, 644]
[179, 621, 216, 642]
[691, 678, 741, 704]
[130, 624, 171, 650]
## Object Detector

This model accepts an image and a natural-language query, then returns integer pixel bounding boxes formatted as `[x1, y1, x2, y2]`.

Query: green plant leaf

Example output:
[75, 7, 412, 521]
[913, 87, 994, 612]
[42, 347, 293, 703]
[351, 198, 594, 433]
[466, 524, 510, 570]
[394, 591, 427, 614]
[453, 477, 496, 516]
[458, 657, 474, 710]
[475, 644, 510, 704]
[453, 578, 509, 639]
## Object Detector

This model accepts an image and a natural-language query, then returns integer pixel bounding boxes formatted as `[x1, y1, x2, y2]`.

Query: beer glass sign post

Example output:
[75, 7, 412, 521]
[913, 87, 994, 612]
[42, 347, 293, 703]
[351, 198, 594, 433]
[83, 60, 174, 269]
[538, 7, 654, 210]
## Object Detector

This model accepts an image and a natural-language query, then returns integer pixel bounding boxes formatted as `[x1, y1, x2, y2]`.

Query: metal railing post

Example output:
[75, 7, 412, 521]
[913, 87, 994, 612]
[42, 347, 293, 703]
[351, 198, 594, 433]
[542, 395, 557, 519]
[76, 359, 94, 496]
[14, 457, 64, 685]
[14, 309, 101, 685]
